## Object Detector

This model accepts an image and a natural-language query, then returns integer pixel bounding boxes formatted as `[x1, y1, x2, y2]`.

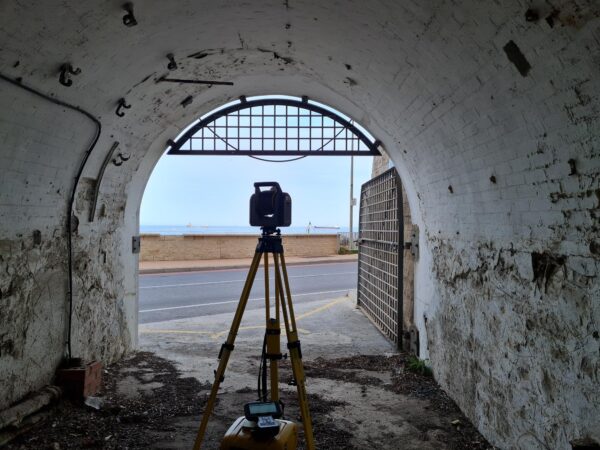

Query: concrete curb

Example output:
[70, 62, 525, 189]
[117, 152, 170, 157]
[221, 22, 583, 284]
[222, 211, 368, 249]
[139, 256, 358, 274]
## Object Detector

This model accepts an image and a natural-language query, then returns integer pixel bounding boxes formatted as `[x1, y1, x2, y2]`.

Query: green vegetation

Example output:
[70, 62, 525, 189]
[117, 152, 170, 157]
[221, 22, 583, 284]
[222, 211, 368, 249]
[338, 247, 359, 255]
[406, 355, 433, 377]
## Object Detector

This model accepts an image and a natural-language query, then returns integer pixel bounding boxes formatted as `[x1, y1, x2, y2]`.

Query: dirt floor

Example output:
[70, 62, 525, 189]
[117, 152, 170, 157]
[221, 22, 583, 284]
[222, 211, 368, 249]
[4, 351, 494, 449]
[5, 296, 496, 449]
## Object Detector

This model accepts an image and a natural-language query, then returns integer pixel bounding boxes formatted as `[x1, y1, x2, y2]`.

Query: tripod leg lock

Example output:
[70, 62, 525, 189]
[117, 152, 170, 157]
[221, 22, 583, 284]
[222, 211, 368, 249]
[213, 369, 225, 382]
[218, 342, 235, 359]
[286, 340, 302, 359]
[265, 352, 283, 360]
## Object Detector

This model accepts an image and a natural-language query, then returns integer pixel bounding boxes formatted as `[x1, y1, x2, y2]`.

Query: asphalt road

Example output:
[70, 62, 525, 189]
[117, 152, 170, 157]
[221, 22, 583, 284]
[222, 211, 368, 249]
[139, 261, 358, 324]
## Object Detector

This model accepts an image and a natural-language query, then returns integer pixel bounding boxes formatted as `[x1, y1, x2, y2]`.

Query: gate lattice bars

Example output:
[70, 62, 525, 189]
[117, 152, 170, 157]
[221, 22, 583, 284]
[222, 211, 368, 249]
[166, 96, 381, 156]
[357, 168, 403, 347]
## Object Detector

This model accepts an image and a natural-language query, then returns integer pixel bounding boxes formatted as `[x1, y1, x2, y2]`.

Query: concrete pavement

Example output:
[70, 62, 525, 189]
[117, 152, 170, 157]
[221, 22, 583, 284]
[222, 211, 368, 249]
[139, 294, 397, 385]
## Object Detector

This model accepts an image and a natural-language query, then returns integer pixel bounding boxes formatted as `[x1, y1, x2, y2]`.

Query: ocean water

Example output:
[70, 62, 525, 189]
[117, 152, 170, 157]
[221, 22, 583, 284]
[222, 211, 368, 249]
[140, 224, 350, 235]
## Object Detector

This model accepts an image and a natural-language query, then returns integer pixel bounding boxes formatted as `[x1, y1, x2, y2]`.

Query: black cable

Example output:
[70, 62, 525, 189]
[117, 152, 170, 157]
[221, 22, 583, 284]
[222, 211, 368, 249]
[257, 347, 263, 400]
[261, 338, 268, 402]
[206, 126, 308, 163]
[257, 333, 268, 401]
[249, 155, 307, 163]
[0, 73, 102, 362]
[205, 126, 307, 162]
[279, 399, 286, 420]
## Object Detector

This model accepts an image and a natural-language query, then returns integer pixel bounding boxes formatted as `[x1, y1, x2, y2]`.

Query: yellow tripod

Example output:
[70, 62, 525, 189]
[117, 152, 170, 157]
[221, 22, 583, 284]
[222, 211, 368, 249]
[192, 228, 315, 450]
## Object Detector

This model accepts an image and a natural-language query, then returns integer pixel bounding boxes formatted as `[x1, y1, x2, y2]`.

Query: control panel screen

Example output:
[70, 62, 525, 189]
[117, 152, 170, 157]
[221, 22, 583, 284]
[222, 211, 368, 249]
[248, 403, 278, 415]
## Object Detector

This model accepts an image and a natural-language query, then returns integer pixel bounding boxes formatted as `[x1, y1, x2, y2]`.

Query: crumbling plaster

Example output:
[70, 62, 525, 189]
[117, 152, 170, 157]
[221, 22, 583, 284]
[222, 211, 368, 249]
[0, 0, 599, 448]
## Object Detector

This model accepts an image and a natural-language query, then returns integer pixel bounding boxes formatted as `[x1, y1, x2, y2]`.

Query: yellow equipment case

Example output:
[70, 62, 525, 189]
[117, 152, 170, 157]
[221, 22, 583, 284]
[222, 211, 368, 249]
[220, 417, 298, 450]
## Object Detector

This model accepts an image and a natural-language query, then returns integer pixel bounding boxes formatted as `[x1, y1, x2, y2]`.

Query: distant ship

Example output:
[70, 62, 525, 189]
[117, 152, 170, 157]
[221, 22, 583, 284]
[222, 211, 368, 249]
[314, 225, 340, 229]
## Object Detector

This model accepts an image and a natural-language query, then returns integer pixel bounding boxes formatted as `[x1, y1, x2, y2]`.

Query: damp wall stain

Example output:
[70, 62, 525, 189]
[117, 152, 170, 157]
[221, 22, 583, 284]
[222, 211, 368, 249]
[0, 220, 132, 411]
[426, 237, 599, 449]
[0, 234, 67, 410]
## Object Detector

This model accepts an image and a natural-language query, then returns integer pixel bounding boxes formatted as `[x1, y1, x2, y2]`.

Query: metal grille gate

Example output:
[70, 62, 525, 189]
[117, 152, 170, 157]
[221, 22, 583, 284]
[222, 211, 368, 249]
[357, 168, 403, 347]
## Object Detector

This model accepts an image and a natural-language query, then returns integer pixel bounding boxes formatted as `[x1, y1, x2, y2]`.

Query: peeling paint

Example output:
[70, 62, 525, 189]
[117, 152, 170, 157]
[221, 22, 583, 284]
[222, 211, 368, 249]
[0, 235, 66, 409]
[427, 237, 600, 448]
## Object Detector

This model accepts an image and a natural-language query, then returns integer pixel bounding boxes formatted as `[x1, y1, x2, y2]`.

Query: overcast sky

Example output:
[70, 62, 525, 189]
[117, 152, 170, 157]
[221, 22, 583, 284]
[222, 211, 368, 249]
[140, 154, 373, 228]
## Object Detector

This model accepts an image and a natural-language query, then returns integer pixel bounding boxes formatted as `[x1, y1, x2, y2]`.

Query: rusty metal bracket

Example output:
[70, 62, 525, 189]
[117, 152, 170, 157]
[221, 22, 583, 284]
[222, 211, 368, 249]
[89, 141, 119, 222]
[115, 98, 131, 117]
[166, 53, 178, 71]
[59, 63, 81, 87]
[122, 3, 137, 27]
[132, 236, 141, 254]
[408, 225, 419, 259]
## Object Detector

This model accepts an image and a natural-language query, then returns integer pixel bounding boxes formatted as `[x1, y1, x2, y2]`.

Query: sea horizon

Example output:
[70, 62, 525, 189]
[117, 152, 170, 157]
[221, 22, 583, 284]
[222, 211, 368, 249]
[139, 224, 352, 235]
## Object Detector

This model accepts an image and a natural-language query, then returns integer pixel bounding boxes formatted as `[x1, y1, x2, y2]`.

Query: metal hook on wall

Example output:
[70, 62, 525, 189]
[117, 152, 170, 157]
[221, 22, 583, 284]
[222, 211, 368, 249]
[116, 98, 131, 117]
[181, 95, 193, 107]
[59, 63, 81, 87]
[112, 152, 130, 166]
[122, 3, 138, 27]
[167, 53, 178, 71]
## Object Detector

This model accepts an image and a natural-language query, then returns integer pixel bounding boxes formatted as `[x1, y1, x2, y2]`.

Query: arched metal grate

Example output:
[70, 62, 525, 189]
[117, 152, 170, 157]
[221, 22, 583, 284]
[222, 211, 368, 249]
[167, 96, 381, 156]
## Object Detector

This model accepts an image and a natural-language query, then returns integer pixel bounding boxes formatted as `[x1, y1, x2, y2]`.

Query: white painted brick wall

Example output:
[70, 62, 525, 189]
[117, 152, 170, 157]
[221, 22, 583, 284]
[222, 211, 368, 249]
[0, 0, 598, 448]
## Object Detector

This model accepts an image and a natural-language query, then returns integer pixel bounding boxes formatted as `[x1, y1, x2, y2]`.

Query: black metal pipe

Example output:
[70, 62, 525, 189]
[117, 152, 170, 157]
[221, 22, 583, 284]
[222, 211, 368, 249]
[0, 73, 102, 362]
[89, 141, 119, 222]
[158, 76, 234, 86]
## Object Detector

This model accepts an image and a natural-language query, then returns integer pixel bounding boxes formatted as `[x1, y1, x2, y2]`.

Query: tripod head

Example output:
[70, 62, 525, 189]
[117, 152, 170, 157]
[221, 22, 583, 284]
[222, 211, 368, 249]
[261, 226, 281, 236]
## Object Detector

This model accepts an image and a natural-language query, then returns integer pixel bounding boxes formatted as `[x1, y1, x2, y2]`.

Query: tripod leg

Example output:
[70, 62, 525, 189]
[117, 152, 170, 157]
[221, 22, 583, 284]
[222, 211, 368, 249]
[264, 253, 270, 323]
[264, 252, 281, 402]
[266, 317, 281, 402]
[273, 253, 316, 450]
[262, 253, 281, 402]
[192, 251, 263, 450]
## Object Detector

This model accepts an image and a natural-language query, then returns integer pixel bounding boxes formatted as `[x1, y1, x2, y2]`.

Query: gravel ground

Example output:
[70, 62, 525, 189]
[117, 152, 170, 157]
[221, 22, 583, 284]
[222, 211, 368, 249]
[290, 354, 495, 450]
[5, 351, 495, 450]
[4, 352, 209, 450]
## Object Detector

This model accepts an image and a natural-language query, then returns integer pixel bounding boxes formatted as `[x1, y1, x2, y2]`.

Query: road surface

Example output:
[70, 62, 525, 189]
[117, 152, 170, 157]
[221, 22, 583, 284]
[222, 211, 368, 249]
[139, 261, 358, 324]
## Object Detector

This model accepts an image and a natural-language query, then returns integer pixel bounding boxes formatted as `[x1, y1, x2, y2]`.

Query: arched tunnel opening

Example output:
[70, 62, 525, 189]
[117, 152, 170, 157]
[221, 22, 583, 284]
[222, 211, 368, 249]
[132, 97, 424, 448]
[1, 1, 599, 449]
[135, 94, 391, 336]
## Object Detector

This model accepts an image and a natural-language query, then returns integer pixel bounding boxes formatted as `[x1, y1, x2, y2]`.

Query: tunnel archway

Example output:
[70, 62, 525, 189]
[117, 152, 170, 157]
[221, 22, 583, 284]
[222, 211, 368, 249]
[1, 1, 598, 448]
[129, 92, 417, 344]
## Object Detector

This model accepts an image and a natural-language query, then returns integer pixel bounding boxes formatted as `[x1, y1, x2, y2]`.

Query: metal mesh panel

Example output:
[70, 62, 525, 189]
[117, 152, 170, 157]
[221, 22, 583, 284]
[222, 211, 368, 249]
[186, 105, 369, 153]
[167, 97, 381, 156]
[357, 168, 403, 346]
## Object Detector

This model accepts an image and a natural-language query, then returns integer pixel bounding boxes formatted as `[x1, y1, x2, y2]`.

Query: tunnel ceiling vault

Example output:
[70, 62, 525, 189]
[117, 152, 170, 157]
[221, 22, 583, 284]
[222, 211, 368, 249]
[1, 1, 600, 449]
[0, 0, 598, 210]
[0, 0, 594, 249]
